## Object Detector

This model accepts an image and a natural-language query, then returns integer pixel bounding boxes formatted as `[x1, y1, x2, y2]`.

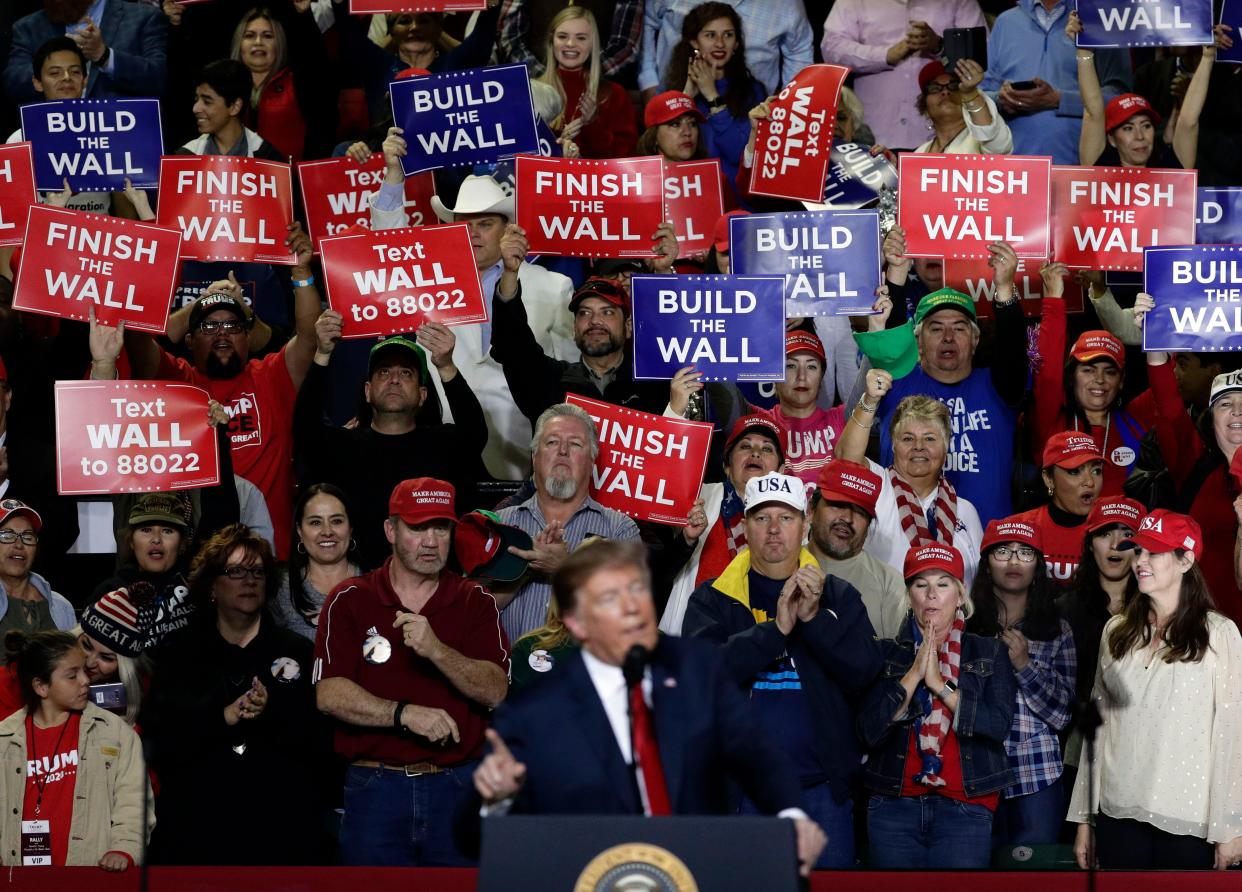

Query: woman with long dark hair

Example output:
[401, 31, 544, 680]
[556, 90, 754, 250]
[968, 517, 1076, 847]
[271, 484, 361, 642]
[1068, 510, 1242, 870]
[661, 3, 765, 194]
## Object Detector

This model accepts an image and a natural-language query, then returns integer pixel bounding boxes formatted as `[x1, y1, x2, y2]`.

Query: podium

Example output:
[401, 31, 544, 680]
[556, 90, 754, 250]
[478, 815, 800, 891]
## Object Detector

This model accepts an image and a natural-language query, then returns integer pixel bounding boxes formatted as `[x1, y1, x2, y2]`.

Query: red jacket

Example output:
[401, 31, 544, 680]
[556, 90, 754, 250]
[557, 67, 637, 159]
[250, 67, 303, 161]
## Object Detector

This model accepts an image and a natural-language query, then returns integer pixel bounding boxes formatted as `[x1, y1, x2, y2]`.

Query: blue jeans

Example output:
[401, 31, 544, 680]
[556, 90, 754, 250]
[994, 778, 1064, 847]
[866, 794, 994, 869]
[741, 782, 855, 869]
[339, 762, 477, 866]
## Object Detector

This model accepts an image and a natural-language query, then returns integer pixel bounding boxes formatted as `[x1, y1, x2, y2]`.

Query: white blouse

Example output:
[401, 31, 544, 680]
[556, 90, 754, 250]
[1068, 612, 1242, 844]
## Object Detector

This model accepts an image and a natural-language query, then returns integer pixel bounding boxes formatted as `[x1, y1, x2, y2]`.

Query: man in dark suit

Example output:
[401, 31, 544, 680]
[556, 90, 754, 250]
[473, 539, 827, 877]
[5, 0, 167, 105]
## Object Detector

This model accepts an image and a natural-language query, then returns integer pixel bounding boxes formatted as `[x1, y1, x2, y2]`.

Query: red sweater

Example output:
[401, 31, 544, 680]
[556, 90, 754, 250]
[1012, 504, 1088, 587]
[1149, 359, 1242, 623]
[250, 68, 303, 161]
[556, 67, 637, 159]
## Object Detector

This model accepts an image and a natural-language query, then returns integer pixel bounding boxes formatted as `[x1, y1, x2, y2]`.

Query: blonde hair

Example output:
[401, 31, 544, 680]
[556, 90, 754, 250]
[901, 576, 975, 621]
[889, 394, 953, 448]
[537, 7, 603, 132]
[71, 625, 145, 726]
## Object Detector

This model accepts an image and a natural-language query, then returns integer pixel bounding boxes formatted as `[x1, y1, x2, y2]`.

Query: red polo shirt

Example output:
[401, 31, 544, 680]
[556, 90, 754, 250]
[313, 559, 510, 765]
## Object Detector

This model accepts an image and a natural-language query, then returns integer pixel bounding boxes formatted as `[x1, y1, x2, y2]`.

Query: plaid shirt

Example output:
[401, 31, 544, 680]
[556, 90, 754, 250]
[498, 0, 643, 78]
[1004, 618, 1077, 797]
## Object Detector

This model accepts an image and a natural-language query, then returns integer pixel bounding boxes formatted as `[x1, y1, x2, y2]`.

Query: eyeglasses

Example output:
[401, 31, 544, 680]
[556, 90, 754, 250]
[198, 319, 247, 336]
[992, 545, 1037, 563]
[0, 530, 38, 545]
[925, 81, 961, 95]
[223, 565, 267, 580]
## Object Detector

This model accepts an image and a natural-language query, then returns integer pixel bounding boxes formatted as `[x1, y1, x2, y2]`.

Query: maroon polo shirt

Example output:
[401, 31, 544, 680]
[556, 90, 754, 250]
[312, 558, 510, 765]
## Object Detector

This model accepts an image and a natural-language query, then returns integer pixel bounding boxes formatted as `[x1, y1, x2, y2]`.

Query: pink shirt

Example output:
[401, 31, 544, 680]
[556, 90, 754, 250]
[766, 404, 847, 489]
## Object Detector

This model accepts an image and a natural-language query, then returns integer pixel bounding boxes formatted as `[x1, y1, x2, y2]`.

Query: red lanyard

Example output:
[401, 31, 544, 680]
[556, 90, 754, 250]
[26, 713, 72, 817]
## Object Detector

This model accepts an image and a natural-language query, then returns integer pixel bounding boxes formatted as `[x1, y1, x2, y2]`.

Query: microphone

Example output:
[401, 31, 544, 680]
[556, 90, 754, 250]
[622, 644, 650, 689]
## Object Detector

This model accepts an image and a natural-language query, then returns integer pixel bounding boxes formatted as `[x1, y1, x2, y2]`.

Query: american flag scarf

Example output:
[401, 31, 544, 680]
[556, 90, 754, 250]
[911, 608, 965, 788]
[719, 478, 747, 557]
[888, 467, 959, 549]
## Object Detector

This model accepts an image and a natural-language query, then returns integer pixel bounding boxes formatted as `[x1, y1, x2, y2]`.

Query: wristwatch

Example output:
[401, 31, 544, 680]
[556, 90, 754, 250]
[937, 679, 958, 700]
[707, 96, 727, 111]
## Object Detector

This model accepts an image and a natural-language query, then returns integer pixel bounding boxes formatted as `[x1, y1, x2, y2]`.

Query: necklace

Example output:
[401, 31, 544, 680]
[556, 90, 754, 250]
[27, 713, 72, 817]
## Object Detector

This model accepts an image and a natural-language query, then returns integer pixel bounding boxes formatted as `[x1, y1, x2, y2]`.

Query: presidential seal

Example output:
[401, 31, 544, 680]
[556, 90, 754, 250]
[574, 843, 697, 892]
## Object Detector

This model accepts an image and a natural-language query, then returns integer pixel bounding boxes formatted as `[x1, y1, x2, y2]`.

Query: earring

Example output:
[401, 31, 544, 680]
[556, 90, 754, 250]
[349, 538, 358, 551]
[1047, 487, 1054, 498]
[296, 541, 307, 555]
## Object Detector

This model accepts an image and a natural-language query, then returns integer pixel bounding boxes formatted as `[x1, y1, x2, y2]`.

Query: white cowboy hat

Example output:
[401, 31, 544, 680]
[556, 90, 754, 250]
[430, 174, 514, 223]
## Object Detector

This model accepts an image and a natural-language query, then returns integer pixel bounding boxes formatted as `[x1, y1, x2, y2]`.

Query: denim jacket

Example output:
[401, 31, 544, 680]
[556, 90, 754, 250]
[857, 619, 1016, 799]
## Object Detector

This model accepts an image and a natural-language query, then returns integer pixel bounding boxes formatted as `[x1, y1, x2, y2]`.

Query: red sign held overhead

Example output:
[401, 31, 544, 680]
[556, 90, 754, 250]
[13, 205, 182, 333]
[566, 394, 713, 526]
[898, 153, 1052, 259]
[0, 142, 37, 248]
[55, 381, 221, 495]
[516, 155, 664, 258]
[750, 64, 848, 203]
[297, 155, 437, 252]
[1051, 165, 1198, 271]
[157, 155, 295, 264]
[941, 255, 1084, 318]
[320, 222, 486, 339]
[664, 159, 724, 258]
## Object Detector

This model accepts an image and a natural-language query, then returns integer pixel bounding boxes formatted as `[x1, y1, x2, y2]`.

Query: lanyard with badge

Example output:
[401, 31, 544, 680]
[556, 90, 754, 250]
[22, 714, 71, 866]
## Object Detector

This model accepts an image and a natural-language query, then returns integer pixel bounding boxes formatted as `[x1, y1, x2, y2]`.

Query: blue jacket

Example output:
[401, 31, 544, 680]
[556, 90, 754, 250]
[979, 0, 1130, 164]
[5, 1, 168, 105]
[682, 549, 883, 802]
[857, 619, 1016, 799]
[490, 635, 804, 816]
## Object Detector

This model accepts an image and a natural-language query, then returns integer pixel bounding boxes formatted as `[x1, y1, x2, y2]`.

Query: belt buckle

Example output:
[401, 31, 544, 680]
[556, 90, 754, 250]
[405, 763, 431, 777]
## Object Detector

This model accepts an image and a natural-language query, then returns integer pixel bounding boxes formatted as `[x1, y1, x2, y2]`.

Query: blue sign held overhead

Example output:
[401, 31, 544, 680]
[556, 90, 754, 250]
[390, 64, 540, 175]
[20, 98, 163, 192]
[1143, 245, 1242, 351]
[1075, 0, 1213, 48]
[1196, 187, 1242, 244]
[730, 209, 882, 317]
[818, 143, 897, 209]
[631, 274, 786, 383]
[1219, 0, 1242, 64]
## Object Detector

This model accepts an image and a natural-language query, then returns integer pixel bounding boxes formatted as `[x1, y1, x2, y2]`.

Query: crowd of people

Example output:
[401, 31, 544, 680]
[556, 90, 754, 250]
[0, 0, 1241, 876]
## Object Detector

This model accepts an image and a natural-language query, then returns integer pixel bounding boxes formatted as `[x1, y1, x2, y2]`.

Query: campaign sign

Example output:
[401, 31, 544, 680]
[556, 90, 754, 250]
[517, 155, 664, 258]
[1075, 0, 1213, 48]
[1197, 188, 1242, 244]
[566, 394, 713, 526]
[815, 142, 898, 209]
[751, 64, 848, 203]
[1223, 0, 1242, 63]
[55, 381, 221, 495]
[1051, 166, 1198, 271]
[0, 143, 36, 247]
[20, 98, 163, 192]
[664, 159, 723, 257]
[1142, 245, 1242, 351]
[631, 274, 785, 382]
[320, 223, 485, 338]
[730, 210, 881, 317]
[13, 205, 181, 333]
[899, 153, 1051, 259]
[298, 155, 437, 251]
[390, 65, 539, 175]
[943, 255, 1086, 318]
[157, 155, 294, 264]
[351, 0, 483, 11]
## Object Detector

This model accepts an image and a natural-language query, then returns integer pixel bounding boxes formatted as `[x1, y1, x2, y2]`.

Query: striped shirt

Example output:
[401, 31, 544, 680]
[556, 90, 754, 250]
[496, 494, 640, 643]
[1004, 618, 1077, 797]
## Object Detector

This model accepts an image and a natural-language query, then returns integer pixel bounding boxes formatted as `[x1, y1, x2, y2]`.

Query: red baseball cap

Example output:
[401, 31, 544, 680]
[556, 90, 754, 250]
[0, 355, 8, 382]
[815, 459, 881, 518]
[903, 543, 965, 583]
[0, 498, 41, 532]
[785, 330, 826, 362]
[713, 209, 750, 254]
[1070, 330, 1125, 369]
[981, 516, 1043, 553]
[453, 510, 532, 582]
[388, 478, 456, 526]
[1085, 495, 1144, 535]
[724, 414, 785, 465]
[918, 60, 951, 92]
[644, 91, 706, 128]
[1041, 431, 1103, 470]
[1117, 509, 1202, 560]
[568, 276, 630, 316]
[1104, 93, 1162, 133]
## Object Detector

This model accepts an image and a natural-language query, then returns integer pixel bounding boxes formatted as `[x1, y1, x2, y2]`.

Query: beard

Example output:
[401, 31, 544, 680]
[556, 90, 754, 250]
[575, 331, 623, 358]
[543, 472, 578, 500]
[45, 0, 92, 24]
[205, 351, 244, 380]
[811, 519, 863, 561]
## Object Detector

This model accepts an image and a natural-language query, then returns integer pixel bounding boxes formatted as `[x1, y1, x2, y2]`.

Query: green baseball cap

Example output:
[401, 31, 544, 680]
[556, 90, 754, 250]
[368, 336, 429, 381]
[913, 288, 977, 326]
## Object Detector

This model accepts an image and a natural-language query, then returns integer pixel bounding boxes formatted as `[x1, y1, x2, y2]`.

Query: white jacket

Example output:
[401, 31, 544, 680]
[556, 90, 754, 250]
[659, 482, 726, 635]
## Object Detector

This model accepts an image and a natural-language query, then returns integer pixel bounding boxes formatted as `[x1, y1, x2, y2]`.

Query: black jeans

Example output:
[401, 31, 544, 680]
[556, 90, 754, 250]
[1095, 813, 1214, 869]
